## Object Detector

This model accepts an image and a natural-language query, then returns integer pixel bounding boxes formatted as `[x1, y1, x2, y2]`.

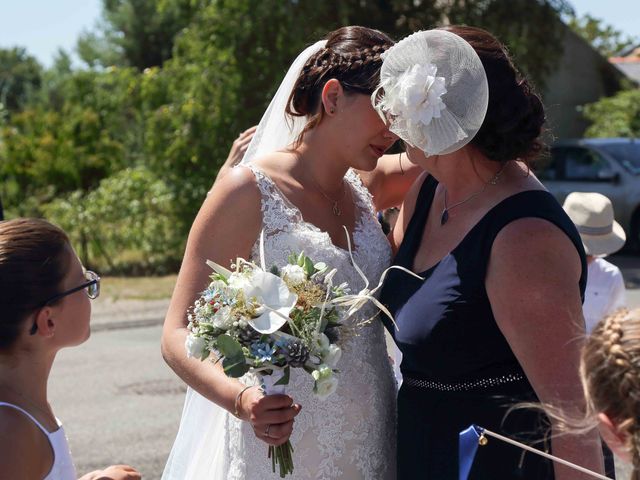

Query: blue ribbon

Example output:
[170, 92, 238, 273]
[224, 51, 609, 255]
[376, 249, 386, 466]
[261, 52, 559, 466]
[459, 424, 484, 480]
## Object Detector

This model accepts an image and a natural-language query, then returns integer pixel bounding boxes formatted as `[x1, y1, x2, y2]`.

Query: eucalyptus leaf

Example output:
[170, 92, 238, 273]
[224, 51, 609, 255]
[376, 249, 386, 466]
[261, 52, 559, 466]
[217, 334, 244, 358]
[222, 355, 250, 377]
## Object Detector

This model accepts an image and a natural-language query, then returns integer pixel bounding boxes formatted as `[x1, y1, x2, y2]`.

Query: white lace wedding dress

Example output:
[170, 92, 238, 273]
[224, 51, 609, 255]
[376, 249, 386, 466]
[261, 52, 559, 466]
[162, 165, 397, 480]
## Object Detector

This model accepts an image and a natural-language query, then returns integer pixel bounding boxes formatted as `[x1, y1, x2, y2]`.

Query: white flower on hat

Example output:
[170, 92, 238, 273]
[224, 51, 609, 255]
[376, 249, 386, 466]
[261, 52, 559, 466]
[390, 63, 447, 128]
[373, 29, 489, 156]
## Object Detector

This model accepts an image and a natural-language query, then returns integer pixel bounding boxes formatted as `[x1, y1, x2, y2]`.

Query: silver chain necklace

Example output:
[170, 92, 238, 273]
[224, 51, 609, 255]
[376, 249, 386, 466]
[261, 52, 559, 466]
[440, 165, 507, 226]
[309, 176, 347, 217]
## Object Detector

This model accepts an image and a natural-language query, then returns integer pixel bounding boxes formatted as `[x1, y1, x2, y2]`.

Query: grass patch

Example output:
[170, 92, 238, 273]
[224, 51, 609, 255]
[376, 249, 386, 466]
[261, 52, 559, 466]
[100, 275, 178, 301]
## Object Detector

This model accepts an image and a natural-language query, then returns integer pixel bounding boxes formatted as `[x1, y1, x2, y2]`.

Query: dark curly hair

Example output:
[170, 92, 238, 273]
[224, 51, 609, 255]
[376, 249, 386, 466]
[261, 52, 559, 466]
[443, 26, 546, 164]
[286, 26, 394, 146]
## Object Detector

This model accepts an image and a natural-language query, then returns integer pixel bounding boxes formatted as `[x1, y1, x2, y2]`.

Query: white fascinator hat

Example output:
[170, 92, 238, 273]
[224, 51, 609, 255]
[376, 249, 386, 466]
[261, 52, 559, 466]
[372, 29, 489, 156]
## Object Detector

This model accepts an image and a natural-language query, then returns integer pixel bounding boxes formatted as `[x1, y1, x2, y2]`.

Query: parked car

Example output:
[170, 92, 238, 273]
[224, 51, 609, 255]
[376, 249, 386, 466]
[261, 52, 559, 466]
[536, 138, 640, 249]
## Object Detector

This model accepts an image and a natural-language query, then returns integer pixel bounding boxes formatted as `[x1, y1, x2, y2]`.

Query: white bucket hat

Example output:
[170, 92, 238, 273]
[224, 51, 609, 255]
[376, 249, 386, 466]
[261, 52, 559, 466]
[562, 192, 626, 257]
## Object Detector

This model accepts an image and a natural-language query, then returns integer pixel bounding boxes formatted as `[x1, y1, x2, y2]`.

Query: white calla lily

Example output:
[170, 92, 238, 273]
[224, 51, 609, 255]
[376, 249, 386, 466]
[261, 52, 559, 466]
[245, 270, 298, 334]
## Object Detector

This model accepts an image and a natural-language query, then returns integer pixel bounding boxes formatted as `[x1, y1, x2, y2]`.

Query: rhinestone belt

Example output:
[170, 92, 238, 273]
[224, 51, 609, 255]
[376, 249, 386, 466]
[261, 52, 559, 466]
[404, 372, 526, 392]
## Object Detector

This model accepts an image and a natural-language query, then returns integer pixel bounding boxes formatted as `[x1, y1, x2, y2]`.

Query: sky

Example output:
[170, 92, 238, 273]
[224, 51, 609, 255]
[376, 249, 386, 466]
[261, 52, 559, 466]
[0, 0, 638, 68]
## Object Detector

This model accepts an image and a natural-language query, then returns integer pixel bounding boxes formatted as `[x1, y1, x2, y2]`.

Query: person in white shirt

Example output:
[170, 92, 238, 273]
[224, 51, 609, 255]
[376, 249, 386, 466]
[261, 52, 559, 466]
[563, 192, 627, 333]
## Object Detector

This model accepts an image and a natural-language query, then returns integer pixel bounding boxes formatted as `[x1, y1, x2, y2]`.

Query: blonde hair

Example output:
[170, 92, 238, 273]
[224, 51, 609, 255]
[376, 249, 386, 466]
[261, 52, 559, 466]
[582, 308, 640, 479]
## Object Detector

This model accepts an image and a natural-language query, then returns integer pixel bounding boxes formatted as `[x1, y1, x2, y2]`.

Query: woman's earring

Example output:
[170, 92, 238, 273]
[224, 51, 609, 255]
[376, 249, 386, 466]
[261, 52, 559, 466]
[330, 108, 335, 114]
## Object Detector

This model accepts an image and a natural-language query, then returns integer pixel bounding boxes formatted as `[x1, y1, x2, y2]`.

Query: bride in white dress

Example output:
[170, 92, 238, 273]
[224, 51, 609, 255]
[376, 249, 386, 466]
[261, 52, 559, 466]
[161, 26, 415, 479]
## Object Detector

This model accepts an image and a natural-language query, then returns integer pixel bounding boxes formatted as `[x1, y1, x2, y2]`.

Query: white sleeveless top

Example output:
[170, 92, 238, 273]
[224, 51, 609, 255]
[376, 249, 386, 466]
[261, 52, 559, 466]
[0, 402, 76, 480]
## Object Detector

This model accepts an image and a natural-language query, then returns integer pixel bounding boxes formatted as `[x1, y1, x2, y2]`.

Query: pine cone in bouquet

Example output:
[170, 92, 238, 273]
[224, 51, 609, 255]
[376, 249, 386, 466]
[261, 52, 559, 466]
[235, 321, 262, 346]
[283, 340, 310, 368]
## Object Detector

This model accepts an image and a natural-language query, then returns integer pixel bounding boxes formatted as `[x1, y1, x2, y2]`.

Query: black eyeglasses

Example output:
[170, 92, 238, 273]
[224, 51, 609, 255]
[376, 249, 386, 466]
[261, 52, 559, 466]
[29, 270, 100, 335]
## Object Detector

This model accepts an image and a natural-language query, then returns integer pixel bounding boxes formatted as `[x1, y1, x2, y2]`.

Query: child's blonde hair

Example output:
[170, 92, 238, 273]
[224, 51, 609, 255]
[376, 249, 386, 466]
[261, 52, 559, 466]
[582, 308, 640, 479]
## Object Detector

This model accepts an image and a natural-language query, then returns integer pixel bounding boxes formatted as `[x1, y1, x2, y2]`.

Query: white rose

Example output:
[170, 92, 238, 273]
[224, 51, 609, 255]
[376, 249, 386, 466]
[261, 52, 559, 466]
[281, 264, 307, 285]
[227, 272, 252, 293]
[315, 376, 339, 400]
[185, 334, 208, 360]
[323, 344, 342, 368]
[212, 306, 234, 329]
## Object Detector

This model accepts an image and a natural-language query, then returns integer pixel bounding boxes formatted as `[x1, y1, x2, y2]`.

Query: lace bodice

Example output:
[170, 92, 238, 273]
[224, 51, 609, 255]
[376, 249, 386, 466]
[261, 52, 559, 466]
[247, 165, 391, 294]
[224, 165, 397, 479]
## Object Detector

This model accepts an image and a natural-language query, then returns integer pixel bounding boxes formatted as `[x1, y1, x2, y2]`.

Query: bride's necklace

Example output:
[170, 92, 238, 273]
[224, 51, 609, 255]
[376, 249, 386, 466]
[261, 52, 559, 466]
[440, 164, 507, 226]
[309, 176, 347, 217]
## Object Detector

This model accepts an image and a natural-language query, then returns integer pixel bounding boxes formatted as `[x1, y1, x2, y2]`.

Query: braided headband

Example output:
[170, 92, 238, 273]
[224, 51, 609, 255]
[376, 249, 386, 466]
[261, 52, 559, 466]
[306, 44, 388, 72]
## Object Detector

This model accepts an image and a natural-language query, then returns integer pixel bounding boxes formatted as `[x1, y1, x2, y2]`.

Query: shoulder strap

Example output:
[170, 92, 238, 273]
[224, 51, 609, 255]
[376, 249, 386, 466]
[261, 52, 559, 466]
[0, 401, 51, 437]
[395, 175, 438, 265]
[345, 169, 375, 214]
[240, 164, 304, 229]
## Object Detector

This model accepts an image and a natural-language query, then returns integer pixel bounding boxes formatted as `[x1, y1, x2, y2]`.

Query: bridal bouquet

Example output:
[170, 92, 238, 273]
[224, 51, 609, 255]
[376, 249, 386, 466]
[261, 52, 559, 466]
[184, 234, 401, 477]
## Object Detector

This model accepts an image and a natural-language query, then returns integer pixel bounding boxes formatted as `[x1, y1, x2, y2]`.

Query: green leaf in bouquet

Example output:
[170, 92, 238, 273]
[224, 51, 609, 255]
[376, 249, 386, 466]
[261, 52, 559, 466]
[208, 272, 228, 284]
[303, 256, 315, 277]
[288, 253, 297, 265]
[222, 355, 250, 377]
[269, 265, 280, 276]
[297, 252, 306, 267]
[274, 366, 290, 386]
[217, 334, 244, 358]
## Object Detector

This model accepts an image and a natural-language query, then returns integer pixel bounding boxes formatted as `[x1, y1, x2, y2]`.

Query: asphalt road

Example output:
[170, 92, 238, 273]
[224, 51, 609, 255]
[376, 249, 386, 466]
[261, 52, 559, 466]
[49, 325, 184, 479]
[48, 254, 640, 479]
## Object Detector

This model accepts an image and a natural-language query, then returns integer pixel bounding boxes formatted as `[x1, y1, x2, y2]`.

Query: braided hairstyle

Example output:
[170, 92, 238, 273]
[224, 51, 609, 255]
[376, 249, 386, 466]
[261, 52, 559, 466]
[442, 26, 546, 165]
[286, 26, 394, 147]
[583, 308, 640, 478]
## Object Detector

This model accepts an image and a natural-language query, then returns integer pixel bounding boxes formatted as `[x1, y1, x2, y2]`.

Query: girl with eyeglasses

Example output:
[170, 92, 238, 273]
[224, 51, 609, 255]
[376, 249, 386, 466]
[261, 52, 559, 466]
[0, 218, 140, 480]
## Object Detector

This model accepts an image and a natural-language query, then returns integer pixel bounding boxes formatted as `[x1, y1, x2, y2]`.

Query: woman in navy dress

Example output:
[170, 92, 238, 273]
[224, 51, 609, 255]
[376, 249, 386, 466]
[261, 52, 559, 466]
[377, 27, 605, 479]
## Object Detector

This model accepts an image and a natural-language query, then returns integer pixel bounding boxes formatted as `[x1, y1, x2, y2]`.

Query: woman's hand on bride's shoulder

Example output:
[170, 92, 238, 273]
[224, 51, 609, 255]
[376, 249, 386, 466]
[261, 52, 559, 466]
[79, 464, 141, 480]
[210, 125, 257, 190]
[239, 387, 302, 447]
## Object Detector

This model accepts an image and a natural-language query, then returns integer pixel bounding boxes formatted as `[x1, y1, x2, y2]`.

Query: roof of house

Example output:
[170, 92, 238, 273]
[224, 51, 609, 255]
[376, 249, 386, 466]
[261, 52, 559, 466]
[610, 46, 640, 83]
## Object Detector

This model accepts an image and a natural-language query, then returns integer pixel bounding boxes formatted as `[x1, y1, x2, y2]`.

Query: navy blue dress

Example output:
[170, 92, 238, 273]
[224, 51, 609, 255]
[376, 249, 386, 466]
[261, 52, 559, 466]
[379, 175, 587, 479]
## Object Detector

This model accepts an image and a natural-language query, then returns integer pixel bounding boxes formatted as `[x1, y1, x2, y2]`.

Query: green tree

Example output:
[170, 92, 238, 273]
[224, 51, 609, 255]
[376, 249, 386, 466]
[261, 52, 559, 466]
[0, 47, 43, 112]
[568, 13, 638, 58]
[76, 0, 200, 69]
[583, 89, 640, 138]
[0, 67, 142, 213]
[446, 0, 574, 89]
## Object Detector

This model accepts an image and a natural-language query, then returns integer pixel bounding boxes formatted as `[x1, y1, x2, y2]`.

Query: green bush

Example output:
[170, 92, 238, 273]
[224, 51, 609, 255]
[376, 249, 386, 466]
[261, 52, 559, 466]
[583, 89, 640, 138]
[43, 167, 183, 274]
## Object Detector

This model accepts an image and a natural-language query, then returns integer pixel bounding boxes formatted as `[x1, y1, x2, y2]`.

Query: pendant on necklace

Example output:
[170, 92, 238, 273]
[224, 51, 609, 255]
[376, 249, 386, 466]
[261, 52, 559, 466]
[440, 209, 449, 226]
[332, 202, 342, 217]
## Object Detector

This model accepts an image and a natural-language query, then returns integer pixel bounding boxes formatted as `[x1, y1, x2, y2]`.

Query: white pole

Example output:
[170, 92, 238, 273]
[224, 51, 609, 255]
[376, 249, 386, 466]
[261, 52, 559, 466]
[481, 428, 611, 480]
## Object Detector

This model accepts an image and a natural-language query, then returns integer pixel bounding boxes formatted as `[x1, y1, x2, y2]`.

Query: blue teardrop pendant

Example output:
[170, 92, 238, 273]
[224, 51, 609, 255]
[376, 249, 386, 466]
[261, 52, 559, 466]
[440, 209, 449, 225]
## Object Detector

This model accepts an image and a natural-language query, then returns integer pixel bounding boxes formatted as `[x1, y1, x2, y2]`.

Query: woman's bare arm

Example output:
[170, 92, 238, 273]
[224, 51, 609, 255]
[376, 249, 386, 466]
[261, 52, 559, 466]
[487, 218, 604, 479]
[357, 153, 422, 211]
[161, 166, 300, 446]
